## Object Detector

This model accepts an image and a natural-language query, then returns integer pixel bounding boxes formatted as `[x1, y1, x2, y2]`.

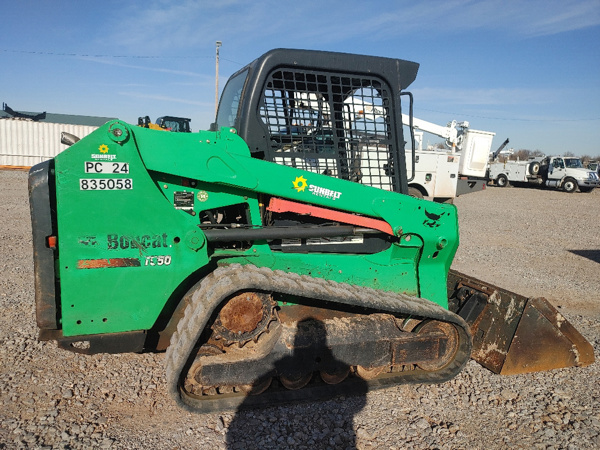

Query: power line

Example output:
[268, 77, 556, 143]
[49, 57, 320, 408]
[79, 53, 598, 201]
[417, 107, 600, 122]
[1, 49, 244, 65]
[2, 48, 208, 59]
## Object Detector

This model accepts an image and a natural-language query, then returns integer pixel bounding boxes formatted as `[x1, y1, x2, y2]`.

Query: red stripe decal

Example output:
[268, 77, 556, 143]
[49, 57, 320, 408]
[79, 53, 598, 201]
[77, 258, 141, 269]
[267, 198, 394, 235]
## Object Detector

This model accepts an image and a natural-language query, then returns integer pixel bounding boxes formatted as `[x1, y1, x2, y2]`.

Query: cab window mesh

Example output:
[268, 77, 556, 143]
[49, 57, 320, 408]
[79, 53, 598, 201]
[258, 69, 399, 191]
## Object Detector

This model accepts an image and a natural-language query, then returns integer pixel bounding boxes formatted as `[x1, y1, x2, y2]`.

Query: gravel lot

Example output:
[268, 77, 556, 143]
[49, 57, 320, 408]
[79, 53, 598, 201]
[1, 169, 599, 449]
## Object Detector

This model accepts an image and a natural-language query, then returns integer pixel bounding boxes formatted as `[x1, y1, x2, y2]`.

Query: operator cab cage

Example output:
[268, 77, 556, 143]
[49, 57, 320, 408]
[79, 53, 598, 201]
[215, 48, 419, 193]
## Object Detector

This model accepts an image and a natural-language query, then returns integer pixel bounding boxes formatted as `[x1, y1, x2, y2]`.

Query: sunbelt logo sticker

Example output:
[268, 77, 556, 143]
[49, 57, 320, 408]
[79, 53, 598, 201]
[292, 176, 342, 200]
[91, 144, 117, 161]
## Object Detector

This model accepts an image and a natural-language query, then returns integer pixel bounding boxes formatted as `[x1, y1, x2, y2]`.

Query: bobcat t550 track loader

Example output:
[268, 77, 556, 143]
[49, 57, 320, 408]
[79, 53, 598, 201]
[28, 49, 594, 412]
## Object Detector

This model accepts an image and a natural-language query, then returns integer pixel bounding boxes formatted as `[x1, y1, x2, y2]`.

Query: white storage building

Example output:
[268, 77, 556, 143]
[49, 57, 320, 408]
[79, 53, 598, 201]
[0, 108, 116, 169]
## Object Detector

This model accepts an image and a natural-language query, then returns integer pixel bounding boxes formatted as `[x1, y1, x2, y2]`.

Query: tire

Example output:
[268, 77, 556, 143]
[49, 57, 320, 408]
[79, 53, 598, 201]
[529, 161, 540, 175]
[407, 187, 424, 199]
[562, 177, 577, 193]
[496, 174, 509, 187]
[579, 187, 595, 193]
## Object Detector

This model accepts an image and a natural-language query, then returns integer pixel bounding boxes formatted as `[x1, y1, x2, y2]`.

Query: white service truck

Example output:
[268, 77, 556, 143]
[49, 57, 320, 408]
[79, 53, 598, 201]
[488, 156, 599, 193]
[587, 161, 599, 176]
[401, 115, 498, 202]
[275, 95, 500, 202]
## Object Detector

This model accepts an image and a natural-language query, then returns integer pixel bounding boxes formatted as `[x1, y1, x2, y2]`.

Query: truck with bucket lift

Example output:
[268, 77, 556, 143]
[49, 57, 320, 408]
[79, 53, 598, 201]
[400, 115, 497, 202]
[337, 102, 498, 202]
[28, 49, 594, 412]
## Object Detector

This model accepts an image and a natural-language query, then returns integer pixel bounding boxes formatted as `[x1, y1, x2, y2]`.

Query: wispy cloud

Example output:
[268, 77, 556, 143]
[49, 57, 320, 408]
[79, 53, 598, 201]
[518, 1, 600, 36]
[412, 86, 556, 106]
[119, 91, 212, 106]
[82, 56, 209, 78]
[105, 0, 600, 54]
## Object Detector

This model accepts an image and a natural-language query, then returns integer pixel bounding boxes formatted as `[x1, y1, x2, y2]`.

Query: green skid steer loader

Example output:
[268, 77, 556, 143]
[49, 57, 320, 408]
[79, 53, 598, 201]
[29, 49, 593, 412]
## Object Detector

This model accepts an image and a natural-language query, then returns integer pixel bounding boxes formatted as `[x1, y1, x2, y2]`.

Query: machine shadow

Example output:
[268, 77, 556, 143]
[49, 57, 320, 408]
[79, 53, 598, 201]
[569, 249, 600, 264]
[225, 318, 368, 449]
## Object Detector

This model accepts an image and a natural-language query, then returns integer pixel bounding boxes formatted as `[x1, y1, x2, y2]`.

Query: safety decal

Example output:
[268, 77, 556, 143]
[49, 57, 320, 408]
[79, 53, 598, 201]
[197, 191, 209, 202]
[423, 210, 447, 228]
[174, 191, 194, 210]
[78, 235, 98, 247]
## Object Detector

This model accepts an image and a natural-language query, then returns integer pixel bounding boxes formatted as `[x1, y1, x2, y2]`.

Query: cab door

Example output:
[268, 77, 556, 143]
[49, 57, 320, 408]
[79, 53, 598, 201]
[548, 157, 565, 180]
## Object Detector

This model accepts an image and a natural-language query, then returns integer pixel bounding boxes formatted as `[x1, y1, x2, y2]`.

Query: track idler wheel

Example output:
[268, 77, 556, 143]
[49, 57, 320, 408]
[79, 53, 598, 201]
[280, 373, 312, 390]
[320, 367, 350, 385]
[414, 320, 460, 372]
[238, 377, 273, 395]
[355, 365, 386, 380]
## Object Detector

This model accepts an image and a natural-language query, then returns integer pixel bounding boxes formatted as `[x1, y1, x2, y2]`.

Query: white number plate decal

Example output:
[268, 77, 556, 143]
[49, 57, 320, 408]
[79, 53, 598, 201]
[144, 255, 172, 266]
[85, 162, 130, 174]
[80, 178, 133, 190]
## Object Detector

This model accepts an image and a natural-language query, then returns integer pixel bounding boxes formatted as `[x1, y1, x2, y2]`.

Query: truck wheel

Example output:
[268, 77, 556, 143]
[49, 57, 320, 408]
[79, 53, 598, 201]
[529, 161, 540, 175]
[408, 187, 424, 199]
[562, 178, 577, 193]
[496, 174, 509, 187]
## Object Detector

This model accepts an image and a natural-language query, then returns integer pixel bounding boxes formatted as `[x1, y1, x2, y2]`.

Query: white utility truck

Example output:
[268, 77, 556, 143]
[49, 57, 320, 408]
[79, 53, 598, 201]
[587, 161, 599, 176]
[488, 156, 599, 193]
[275, 95, 500, 202]
[400, 115, 498, 202]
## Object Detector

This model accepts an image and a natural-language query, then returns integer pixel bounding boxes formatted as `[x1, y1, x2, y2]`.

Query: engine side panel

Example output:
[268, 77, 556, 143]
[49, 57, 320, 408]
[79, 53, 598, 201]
[53, 123, 213, 337]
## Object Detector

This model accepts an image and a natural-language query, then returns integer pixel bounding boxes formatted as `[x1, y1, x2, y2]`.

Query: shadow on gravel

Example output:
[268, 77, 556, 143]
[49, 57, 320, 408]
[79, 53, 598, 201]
[569, 249, 600, 264]
[225, 319, 367, 449]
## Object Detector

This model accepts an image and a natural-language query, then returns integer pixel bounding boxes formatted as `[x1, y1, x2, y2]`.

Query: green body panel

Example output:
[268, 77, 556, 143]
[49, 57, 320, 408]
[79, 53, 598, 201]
[54, 123, 212, 336]
[217, 244, 421, 295]
[53, 121, 458, 337]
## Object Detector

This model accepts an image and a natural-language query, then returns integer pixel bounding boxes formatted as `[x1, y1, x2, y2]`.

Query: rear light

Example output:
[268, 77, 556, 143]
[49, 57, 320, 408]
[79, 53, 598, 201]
[47, 236, 57, 249]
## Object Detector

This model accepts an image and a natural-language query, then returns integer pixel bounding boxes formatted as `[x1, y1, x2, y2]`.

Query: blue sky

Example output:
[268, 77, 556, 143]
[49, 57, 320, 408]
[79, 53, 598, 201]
[2, 0, 599, 156]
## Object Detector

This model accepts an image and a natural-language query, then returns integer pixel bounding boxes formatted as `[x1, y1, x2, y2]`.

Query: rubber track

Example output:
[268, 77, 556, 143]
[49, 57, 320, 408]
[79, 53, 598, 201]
[165, 264, 472, 413]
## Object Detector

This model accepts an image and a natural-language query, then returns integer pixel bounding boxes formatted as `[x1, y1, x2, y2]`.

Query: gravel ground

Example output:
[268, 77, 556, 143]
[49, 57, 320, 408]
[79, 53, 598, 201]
[1, 169, 599, 449]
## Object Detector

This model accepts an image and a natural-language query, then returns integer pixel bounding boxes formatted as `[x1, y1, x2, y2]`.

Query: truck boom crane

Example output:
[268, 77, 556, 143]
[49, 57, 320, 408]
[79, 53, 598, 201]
[401, 114, 469, 151]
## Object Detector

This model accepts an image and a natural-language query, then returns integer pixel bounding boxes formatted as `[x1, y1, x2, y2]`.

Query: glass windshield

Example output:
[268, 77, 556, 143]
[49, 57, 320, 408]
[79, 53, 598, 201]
[162, 119, 187, 132]
[215, 68, 248, 128]
[564, 158, 583, 168]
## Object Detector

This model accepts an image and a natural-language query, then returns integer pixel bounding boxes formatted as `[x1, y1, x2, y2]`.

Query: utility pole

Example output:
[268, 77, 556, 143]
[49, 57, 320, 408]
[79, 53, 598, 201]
[215, 41, 222, 118]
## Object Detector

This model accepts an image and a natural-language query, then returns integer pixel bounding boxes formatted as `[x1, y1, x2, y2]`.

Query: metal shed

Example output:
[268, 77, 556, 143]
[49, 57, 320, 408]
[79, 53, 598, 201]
[0, 107, 116, 169]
